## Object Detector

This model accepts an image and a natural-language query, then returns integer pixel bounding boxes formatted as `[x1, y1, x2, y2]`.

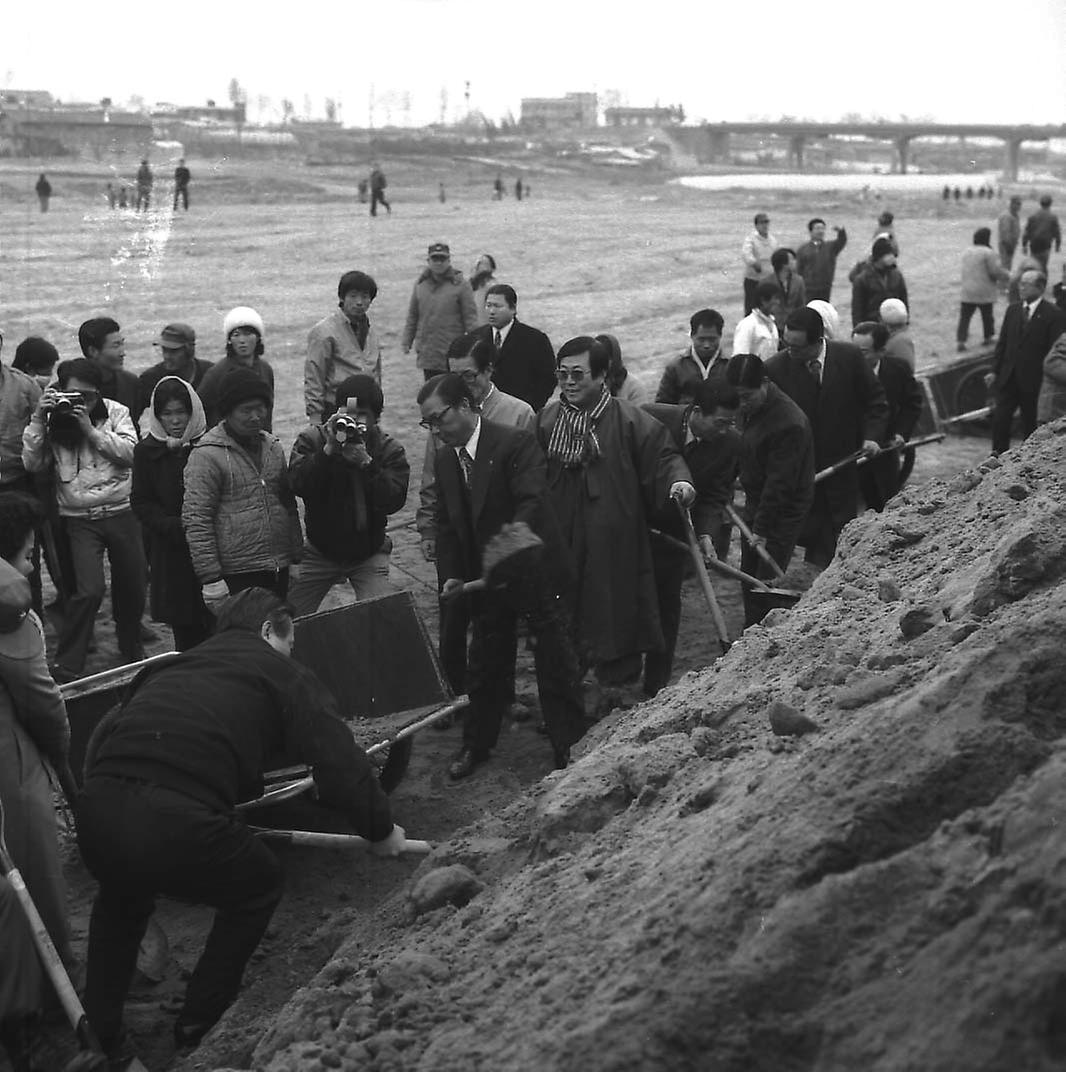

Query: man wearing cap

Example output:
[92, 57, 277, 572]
[196, 307, 275, 430]
[287, 375, 409, 616]
[851, 239, 909, 327]
[401, 244, 478, 381]
[304, 271, 383, 425]
[741, 213, 778, 315]
[183, 368, 301, 605]
[998, 196, 1024, 271]
[796, 218, 848, 303]
[137, 324, 214, 422]
[1022, 196, 1061, 273]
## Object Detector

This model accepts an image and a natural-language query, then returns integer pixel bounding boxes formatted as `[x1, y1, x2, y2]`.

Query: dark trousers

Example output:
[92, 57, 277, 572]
[998, 242, 1016, 271]
[370, 190, 390, 216]
[79, 777, 282, 1046]
[439, 593, 515, 700]
[174, 185, 189, 211]
[991, 372, 1038, 455]
[643, 535, 686, 697]
[224, 569, 290, 600]
[56, 512, 146, 674]
[957, 302, 995, 344]
[740, 536, 795, 626]
[465, 592, 584, 756]
[743, 278, 759, 315]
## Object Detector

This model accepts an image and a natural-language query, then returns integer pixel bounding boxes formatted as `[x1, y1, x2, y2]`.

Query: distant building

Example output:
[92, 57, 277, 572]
[0, 102, 153, 158]
[520, 92, 598, 132]
[151, 101, 247, 125]
[0, 89, 57, 109]
[605, 105, 685, 128]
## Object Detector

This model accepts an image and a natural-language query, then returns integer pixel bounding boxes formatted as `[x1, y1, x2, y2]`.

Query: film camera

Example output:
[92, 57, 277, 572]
[333, 412, 368, 445]
[46, 392, 87, 417]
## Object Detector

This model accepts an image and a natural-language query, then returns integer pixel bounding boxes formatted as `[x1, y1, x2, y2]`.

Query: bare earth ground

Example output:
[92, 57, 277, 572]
[0, 156, 1050, 1070]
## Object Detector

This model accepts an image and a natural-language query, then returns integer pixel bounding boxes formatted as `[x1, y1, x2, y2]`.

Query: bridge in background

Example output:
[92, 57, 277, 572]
[673, 122, 1066, 180]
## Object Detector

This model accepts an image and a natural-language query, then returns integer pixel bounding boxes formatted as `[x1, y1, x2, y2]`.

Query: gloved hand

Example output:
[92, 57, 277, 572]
[670, 481, 696, 507]
[201, 580, 229, 609]
[861, 439, 881, 458]
[369, 823, 407, 857]
[698, 534, 716, 561]
[288, 563, 301, 582]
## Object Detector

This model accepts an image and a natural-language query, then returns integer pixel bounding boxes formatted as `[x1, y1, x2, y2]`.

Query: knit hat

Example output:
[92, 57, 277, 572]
[872, 237, 895, 260]
[218, 368, 273, 415]
[336, 374, 384, 418]
[223, 306, 265, 339]
[879, 299, 909, 326]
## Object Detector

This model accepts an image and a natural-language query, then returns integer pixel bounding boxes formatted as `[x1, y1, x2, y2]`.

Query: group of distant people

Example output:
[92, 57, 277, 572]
[99, 158, 192, 212]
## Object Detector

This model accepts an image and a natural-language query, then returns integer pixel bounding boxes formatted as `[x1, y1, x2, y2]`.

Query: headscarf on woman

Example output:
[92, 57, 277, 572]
[806, 299, 841, 341]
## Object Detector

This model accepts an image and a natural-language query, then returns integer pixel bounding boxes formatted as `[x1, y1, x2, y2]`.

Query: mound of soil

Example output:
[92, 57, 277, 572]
[227, 420, 1066, 1072]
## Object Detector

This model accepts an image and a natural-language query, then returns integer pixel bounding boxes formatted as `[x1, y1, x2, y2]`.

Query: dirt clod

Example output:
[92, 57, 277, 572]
[768, 700, 819, 737]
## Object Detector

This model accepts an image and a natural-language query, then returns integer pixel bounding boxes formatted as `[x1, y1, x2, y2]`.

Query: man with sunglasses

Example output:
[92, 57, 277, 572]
[22, 358, 146, 680]
[538, 337, 694, 705]
[417, 336, 534, 700]
[765, 307, 887, 568]
[401, 243, 479, 381]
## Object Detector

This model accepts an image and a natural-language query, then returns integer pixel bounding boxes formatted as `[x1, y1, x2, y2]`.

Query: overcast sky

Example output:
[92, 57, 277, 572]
[6, 0, 1065, 128]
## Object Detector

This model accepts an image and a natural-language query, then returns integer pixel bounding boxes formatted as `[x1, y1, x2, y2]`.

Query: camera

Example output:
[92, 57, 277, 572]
[334, 413, 367, 445]
[46, 392, 85, 416]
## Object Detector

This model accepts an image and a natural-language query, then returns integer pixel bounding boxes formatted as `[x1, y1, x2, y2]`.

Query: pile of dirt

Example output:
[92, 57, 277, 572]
[211, 422, 1066, 1072]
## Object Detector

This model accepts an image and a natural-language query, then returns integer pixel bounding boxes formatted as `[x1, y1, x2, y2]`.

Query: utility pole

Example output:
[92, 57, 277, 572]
[369, 84, 375, 129]
[440, 86, 448, 126]
[464, 81, 471, 117]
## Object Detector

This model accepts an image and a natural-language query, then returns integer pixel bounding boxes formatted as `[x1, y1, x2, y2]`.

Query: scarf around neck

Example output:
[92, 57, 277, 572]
[547, 385, 612, 468]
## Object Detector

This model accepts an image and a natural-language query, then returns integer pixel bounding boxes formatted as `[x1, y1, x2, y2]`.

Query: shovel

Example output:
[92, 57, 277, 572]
[674, 499, 731, 654]
[443, 521, 544, 599]
[250, 828, 432, 854]
[725, 504, 789, 584]
[0, 796, 149, 1072]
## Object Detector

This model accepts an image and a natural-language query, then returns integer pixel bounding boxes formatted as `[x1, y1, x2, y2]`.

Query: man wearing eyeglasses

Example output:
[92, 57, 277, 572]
[642, 381, 742, 695]
[416, 335, 534, 699]
[538, 337, 695, 704]
[22, 358, 146, 680]
[417, 373, 586, 779]
[401, 243, 479, 381]
[764, 307, 887, 568]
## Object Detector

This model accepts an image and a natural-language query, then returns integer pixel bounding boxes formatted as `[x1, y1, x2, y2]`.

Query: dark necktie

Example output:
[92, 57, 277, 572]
[352, 315, 369, 350]
[494, 330, 502, 351]
[807, 359, 822, 385]
[1021, 303, 1031, 327]
[458, 446, 474, 487]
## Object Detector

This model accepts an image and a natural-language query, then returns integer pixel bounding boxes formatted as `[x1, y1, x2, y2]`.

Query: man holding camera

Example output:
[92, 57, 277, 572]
[22, 358, 146, 680]
[287, 375, 409, 616]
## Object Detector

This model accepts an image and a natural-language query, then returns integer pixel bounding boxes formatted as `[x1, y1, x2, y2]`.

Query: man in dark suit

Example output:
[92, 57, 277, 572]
[475, 285, 556, 411]
[852, 321, 925, 511]
[643, 382, 742, 695]
[417, 373, 586, 780]
[987, 269, 1066, 455]
[765, 307, 887, 568]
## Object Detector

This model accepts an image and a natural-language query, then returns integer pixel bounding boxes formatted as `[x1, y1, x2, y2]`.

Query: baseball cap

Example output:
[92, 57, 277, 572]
[154, 323, 195, 349]
[427, 242, 451, 258]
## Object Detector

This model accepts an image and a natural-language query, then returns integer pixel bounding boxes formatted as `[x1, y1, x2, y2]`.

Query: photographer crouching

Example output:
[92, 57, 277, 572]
[287, 375, 409, 616]
[21, 358, 146, 680]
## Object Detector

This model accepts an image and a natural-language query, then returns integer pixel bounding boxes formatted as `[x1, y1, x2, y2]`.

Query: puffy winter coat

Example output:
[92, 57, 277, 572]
[182, 423, 303, 583]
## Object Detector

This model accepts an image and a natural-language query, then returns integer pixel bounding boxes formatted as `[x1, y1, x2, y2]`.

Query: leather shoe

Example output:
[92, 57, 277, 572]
[448, 747, 485, 781]
[552, 745, 571, 770]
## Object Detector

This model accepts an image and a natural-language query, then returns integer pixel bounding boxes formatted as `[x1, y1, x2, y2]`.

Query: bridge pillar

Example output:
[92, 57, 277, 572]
[895, 136, 912, 174]
[1004, 138, 1022, 181]
[708, 129, 730, 163]
[789, 135, 805, 170]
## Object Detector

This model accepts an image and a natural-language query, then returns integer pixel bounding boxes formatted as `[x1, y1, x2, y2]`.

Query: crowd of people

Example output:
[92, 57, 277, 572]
[1, 189, 1065, 1069]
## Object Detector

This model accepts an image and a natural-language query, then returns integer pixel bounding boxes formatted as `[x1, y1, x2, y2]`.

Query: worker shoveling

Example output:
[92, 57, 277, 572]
[446, 520, 545, 599]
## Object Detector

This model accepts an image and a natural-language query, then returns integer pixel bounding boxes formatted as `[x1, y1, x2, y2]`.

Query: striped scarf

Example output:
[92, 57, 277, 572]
[546, 386, 613, 467]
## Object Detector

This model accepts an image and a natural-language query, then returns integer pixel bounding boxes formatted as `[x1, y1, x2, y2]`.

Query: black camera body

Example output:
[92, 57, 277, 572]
[334, 413, 368, 445]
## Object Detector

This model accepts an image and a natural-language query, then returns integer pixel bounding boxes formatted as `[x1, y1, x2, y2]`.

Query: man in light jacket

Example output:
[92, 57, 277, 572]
[401, 243, 478, 380]
[741, 212, 779, 315]
[957, 227, 1009, 351]
[22, 358, 145, 679]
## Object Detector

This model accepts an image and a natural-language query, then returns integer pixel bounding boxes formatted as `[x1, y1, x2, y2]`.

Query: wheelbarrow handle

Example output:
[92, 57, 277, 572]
[724, 504, 788, 584]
